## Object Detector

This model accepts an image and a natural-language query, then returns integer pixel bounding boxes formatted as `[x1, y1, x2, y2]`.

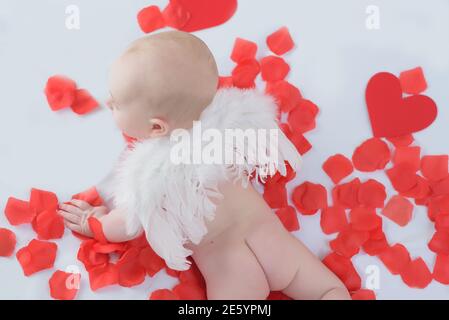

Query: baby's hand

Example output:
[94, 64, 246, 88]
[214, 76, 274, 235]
[58, 199, 108, 237]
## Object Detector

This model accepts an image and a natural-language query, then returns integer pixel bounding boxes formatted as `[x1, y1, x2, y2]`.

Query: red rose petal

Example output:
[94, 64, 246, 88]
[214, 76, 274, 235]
[379, 244, 411, 275]
[265, 80, 302, 113]
[275, 206, 300, 232]
[287, 99, 319, 134]
[320, 206, 348, 235]
[16, 239, 57, 276]
[433, 254, 449, 285]
[137, 6, 166, 33]
[150, 289, 179, 300]
[350, 207, 382, 232]
[266, 291, 292, 300]
[218, 76, 234, 89]
[172, 282, 207, 300]
[435, 213, 449, 233]
[402, 175, 430, 200]
[400, 258, 432, 289]
[33, 210, 65, 240]
[88, 263, 118, 291]
[0, 228, 16, 257]
[71, 89, 99, 115]
[88, 217, 108, 244]
[352, 138, 391, 172]
[387, 134, 414, 148]
[49, 270, 80, 300]
[266, 27, 294, 56]
[72, 187, 103, 207]
[139, 246, 165, 277]
[292, 182, 327, 215]
[30, 188, 58, 213]
[322, 252, 361, 292]
[263, 180, 288, 209]
[77, 239, 109, 271]
[399, 67, 428, 95]
[280, 123, 312, 155]
[428, 231, 449, 255]
[260, 56, 290, 82]
[351, 289, 376, 300]
[386, 163, 419, 193]
[430, 176, 449, 197]
[92, 242, 127, 254]
[232, 59, 260, 89]
[4, 197, 36, 226]
[382, 195, 413, 227]
[330, 226, 370, 258]
[393, 146, 421, 172]
[357, 179, 386, 208]
[362, 229, 389, 256]
[117, 248, 146, 287]
[231, 38, 258, 64]
[44, 75, 77, 111]
[332, 178, 361, 209]
[178, 262, 205, 287]
[322, 154, 354, 184]
[421, 155, 449, 182]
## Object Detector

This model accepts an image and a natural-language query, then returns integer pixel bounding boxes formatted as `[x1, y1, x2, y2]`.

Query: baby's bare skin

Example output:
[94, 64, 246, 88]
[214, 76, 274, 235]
[59, 31, 350, 300]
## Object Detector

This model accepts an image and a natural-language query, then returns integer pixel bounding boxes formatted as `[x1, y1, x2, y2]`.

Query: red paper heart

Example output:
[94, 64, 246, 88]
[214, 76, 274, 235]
[163, 0, 237, 32]
[366, 72, 437, 138]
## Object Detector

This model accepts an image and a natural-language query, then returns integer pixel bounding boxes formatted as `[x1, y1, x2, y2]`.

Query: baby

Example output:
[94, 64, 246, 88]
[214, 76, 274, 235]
[59, 31, 350, 300]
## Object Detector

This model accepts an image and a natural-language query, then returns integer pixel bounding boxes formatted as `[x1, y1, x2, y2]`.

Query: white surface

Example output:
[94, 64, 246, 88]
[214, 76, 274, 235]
[0, 0, 448, 300]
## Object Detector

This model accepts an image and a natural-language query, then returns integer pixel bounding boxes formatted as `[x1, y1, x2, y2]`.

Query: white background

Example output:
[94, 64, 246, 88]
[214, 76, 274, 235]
[0, 0, 448, 299]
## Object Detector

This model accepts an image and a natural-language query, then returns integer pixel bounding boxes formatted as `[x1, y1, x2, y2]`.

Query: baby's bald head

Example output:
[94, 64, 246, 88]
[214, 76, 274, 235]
[108, 31, 219, 139]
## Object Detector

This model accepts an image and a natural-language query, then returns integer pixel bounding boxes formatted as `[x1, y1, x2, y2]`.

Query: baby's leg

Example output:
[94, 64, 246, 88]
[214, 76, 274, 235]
[246, 214, 350, 300]
[192, 240, 270, 300]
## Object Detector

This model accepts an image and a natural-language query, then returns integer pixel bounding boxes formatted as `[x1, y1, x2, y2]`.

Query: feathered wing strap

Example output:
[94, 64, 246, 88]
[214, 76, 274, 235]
[112, 88, 301, 271]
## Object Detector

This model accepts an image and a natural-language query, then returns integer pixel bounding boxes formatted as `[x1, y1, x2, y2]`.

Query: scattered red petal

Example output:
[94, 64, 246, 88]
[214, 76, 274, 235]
[88, 263, 118, 291]
[137, 6, 166, 33]
[393, 146, 421, 172]
[399, 67, 428, 95]
[49, 270, 80, 300]
[71, 89, 99, 115]
[332, 178, 361, 209]
[357, 179, 386, 208]
[266, 27, 294, 56]
[435, 213, 449, 233]
[322, 252, 361, 292]
[77, 239, 109, 271]
[218, 76, 234, 89]
[275, 206, 300, 232]
[401, 175, 430, 200]
[231, 38, 258, 64]
[280, 124, 312, 155]
[427, 195, 449, 221]
[433, 254, 449, 285]
[382, 195, 413, 227]
[322, 154, 354, 184]
[88, 217, 108, 244]
[352, 138, 391, 172]
[30, 188, 58, 213]
[266, 291, 292, 300]
[386, 163, 419, 193]
[4, 197, 36, 226]
[0, 228, 16, 257]
[350, 207, 382, 232]
[430, 176, 449, 197]
[150, 289, 179, 300]
[320, 206, 348, 235]
[139, 246, 165, 277]
[362, 228, 389, 256]
[428, 231, 449, 255]
[263, 180, 288, 209]
[172, 282, 207, 300]
[44, 76, 77, 111]
[292, 182, 327, 215]
[265, 80, 302, 113]
[33, 210, 65, 240]
[16, 239, 57, 276]
[287, 99, 319, 134]
[379, 244, 411, 275]
[351, 289, 376, 300]
[117, 248, 146, 287]
[72, 187, 103, 207]
[232, 59, 260, 89]
[421, 155, 449, 182]
[260, 56, 290, 82]
[387, 134, 415, 147]
[330, 226, 370, 258]
[400, 258, 432, 289]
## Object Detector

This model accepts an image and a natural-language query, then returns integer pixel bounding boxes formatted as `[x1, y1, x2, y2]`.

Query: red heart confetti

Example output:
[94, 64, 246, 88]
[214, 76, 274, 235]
[322, 154, 354, 184]
[0, 228, 16, 257]
[49, 270, 80, 300]
[16, 239, 57, 276]
[399, 67, 427, 95]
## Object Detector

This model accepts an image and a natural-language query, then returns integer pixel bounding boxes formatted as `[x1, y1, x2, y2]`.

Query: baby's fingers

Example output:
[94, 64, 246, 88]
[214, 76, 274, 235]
[64, 220, 83, 234]
[69, 199, 92, 210]
[58, 210, 81, 224]
[59, 203, 83, 215]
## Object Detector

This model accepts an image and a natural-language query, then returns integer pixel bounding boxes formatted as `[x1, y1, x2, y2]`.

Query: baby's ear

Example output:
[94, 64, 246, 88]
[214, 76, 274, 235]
[148, 118, 169, 137]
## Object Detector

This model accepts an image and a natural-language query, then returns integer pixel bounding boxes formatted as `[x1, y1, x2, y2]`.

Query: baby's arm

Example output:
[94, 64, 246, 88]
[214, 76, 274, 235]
[59, 199, 142, 243]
